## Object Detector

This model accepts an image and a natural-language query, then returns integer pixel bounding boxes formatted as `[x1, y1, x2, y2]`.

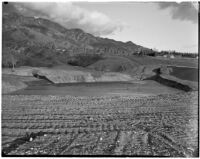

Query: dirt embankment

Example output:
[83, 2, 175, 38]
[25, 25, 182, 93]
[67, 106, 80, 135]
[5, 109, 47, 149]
[2, 74, 39, 94]
[36, 69, 133, 83]
[2, 66, 135, 94]
[2, 65, 197, 93]
[2, 80, 26, 94]
[146, 75, 193, 92]
[145, 66, 198, 92]
[3, 66, 134, 84]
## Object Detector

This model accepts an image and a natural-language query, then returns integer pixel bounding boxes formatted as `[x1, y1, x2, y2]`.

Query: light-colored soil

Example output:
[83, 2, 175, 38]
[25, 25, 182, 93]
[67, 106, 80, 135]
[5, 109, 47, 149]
[2, 66, 134, 84]
[2, 74, 39, 94]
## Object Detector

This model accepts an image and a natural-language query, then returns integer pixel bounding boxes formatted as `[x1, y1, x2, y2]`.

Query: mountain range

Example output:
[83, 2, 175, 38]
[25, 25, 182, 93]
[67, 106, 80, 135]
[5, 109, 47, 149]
[2, 3, 150, 67]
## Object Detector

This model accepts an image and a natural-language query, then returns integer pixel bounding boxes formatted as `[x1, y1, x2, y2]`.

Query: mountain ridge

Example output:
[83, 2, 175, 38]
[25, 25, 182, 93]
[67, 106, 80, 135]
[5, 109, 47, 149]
[2, 3, 150, 67]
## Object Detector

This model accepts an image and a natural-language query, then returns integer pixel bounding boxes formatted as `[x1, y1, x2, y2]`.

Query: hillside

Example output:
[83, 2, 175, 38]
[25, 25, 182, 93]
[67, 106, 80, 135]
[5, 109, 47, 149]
[87, 56, 140, 72]
[2, 3, 198, 92]
[2, 3, 150, 68]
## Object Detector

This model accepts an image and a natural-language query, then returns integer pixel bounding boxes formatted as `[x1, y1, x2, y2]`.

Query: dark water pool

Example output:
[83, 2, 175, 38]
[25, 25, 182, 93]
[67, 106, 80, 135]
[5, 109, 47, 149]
[10, 80, 181, 96]
[168, 66, 198, 82]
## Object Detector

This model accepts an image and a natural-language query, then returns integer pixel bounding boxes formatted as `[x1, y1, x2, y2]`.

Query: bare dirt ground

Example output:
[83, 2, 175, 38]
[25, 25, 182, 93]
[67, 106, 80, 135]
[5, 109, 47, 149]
[2, 74, 40, 94]
[2, 91, 198, 157]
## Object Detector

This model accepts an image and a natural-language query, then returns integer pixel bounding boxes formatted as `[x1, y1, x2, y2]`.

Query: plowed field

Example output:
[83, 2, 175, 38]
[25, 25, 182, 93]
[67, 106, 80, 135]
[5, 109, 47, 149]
[2, 92, 198, 156]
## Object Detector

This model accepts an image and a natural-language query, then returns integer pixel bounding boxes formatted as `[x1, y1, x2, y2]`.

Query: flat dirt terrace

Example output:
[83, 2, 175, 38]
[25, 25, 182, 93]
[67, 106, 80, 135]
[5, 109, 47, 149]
[2, 91, 198, 157]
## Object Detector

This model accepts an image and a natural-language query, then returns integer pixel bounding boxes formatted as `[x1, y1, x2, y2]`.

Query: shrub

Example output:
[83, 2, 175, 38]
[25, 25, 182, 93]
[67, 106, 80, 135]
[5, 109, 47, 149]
[68, 53, 104, 67]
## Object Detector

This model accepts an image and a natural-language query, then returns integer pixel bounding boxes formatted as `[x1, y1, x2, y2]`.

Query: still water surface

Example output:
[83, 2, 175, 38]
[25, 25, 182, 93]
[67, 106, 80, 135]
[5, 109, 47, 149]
[11, 80, 181, 97]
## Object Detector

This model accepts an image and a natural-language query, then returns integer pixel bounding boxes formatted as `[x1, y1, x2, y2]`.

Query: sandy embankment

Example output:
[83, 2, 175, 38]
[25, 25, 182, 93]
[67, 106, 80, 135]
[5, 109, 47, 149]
[159, 74, 198, 91]
[2, 74, 40, 94]
[36, 69, 133, 83]
[2, 80, 27, 94]
[2, 66, 134, 87]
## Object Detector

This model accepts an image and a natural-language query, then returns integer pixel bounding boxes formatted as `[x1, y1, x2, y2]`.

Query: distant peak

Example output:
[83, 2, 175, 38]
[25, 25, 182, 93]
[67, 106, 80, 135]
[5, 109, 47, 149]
[126, 41, 134, 45]
[126, 41, 133, 44]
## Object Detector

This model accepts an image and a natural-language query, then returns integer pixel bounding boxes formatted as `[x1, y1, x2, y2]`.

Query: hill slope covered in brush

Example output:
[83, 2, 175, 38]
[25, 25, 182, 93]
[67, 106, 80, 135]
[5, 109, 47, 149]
[2, 3, 150, 68]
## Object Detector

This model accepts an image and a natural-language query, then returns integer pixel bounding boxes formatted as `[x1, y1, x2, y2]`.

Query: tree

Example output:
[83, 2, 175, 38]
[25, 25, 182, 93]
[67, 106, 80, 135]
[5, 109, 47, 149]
[2, 47, 17, 71]
[10, 53, 17, 71]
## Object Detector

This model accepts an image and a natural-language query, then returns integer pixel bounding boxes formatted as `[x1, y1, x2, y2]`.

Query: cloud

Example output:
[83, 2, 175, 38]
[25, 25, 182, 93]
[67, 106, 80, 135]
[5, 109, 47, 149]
[157, 2, 198, 23]
[13, 2, 125, 36]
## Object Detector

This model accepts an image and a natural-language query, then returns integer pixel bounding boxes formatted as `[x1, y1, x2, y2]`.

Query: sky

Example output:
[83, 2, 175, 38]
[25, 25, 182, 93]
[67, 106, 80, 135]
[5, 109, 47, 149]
[75, 2, 198, 53]
[12, 2, 198, 53]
